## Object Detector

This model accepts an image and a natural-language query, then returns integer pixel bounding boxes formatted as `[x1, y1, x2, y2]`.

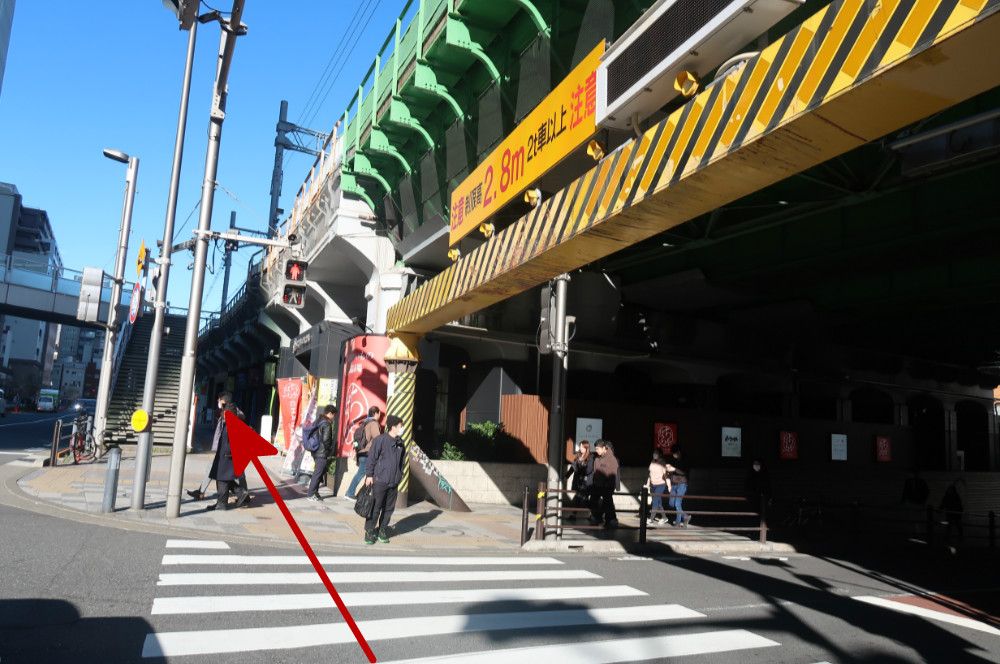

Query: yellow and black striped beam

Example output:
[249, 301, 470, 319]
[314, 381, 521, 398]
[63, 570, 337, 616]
[388, 0, 1000, 334]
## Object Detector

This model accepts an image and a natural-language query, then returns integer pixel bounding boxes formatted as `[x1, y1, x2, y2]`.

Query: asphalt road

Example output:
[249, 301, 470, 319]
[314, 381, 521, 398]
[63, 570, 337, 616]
[0, 410, 76, 465]
[1, 468, 998, 664]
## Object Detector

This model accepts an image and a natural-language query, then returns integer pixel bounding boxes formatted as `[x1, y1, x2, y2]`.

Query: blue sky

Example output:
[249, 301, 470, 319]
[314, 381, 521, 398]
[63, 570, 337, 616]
[0, 0, 403, 316]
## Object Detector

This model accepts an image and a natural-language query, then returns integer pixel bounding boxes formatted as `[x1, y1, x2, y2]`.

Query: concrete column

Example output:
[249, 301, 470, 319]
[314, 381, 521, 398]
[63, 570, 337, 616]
[387, 371, 417, 508]
[942, 403, 959, 470]
[365, 268, 410, 334]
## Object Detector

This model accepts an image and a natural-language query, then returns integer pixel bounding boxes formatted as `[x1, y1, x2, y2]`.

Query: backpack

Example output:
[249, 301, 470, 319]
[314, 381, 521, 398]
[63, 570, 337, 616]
[352, 417, 372, 450]
[302, 420, 324, 452]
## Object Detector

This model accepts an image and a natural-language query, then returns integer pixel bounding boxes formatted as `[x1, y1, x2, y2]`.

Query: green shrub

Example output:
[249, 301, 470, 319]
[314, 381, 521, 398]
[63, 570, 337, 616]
[441, 442, 466, 461]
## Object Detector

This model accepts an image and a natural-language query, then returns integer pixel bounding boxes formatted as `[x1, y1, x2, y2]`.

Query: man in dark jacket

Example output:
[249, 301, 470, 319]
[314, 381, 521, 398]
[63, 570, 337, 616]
[208, 392, 250, 511]
[589, 440, 620, 529]
[306, 404, 338, 502]
[363, 414, 406, 544]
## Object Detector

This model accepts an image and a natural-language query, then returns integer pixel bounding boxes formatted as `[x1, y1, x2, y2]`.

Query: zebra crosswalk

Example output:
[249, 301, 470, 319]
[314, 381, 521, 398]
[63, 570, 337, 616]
[140, 539, 782, 662]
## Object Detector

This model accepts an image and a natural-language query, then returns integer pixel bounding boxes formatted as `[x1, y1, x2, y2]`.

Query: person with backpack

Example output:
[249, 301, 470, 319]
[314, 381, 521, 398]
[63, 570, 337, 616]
[363, 414, 406, 544]
[346, 406, 382, 500]
[305, 404, 338, 502]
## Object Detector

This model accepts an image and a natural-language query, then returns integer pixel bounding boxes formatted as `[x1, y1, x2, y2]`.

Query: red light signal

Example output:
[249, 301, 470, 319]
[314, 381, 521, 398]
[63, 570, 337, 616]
[285, 259, 308, 282]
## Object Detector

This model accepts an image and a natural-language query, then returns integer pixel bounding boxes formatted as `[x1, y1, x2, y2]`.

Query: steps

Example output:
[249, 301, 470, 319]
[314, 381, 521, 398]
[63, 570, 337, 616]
[105, 314, 188, 447]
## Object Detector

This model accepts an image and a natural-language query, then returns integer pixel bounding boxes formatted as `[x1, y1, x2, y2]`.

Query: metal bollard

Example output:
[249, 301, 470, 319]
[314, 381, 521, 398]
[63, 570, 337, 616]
[521, 486, 530, 546]
[101, 446, 122, 513]
[638, 486, 649, 545]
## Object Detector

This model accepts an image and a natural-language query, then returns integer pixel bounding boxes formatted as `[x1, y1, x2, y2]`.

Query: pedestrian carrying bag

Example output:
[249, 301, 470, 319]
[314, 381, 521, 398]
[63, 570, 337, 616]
[352, 417, 372, 450]
[302, 421, 323, 452]
[353, 484, 375, 518]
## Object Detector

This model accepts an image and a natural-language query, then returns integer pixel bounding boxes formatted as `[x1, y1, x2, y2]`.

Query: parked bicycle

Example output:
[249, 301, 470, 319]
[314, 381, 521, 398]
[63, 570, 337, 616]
[71, 413, 96, 464]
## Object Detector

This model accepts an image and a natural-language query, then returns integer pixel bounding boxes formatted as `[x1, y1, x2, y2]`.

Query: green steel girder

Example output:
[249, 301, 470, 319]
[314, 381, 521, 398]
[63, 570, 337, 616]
[352, 152, 392, 194]
[367, 128, 413, 174]
[497, 0, 549, 37]
[412, 63, 464, 120]
[445, 15, 502, 84]
[340, 170, 377, 211]
[386, 98, 436, 152]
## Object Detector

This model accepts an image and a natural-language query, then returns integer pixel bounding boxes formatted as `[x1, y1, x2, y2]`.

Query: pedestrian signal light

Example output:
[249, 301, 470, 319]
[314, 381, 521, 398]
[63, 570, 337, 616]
[282, 284, 307, 309]
[284, 259, 308, 282]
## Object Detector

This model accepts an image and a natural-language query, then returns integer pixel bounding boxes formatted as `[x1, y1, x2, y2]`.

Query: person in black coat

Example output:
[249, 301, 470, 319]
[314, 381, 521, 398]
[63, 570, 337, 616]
[363, 414, 406, 545]
[208, 392, 250, 511]
[744, 458, 772, 517]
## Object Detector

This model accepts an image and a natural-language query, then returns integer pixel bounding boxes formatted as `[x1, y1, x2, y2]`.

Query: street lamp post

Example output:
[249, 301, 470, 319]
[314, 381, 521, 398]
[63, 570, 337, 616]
[166, 0, 247, 519]
[131, 20, 198, 510]
[93, 149, 139, 451]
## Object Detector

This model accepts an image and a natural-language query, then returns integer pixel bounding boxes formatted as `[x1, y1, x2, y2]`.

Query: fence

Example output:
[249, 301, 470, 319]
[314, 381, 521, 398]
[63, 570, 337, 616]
[522, 482, 767, 545]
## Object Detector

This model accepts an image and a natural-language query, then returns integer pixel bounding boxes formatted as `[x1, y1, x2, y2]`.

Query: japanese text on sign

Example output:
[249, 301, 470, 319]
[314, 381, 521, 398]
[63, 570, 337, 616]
[449, 42, 605, 246]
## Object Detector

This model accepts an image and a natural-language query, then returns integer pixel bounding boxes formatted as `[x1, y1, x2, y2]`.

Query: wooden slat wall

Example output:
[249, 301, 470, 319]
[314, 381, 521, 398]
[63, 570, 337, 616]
[500, 394, 549, 464]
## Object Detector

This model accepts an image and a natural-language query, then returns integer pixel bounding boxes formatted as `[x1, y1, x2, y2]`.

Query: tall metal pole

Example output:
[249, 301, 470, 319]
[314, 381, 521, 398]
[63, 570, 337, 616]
[93, 156, 139, 450]
[266, 100, 288, 238]
[132, 21, 197, 510]
[166, 1, 246, 519]
[219, 210, 235, 310]
[547, 274, 569, 489]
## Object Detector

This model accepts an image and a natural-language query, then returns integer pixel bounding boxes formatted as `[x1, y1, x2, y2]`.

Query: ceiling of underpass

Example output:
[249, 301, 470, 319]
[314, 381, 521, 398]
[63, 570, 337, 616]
[473, 88, 1000, 387]
[593, 88, 1000, 386]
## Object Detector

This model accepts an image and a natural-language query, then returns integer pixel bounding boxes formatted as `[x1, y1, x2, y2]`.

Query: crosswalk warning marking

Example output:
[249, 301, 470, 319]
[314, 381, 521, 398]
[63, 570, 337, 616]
[164, 540, 230, 550]
[379, 629, 781, 663]
[151, 584, 648, 615]
[157, 569, 601, 586]
[141, 604, 705, 658]
[160, 554, 562, 566]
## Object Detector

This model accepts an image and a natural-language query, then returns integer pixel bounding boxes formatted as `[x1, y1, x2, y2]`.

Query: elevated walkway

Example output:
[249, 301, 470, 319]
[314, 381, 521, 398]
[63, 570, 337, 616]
[105, 313, 187, 447]
[0, 253, 132, 327]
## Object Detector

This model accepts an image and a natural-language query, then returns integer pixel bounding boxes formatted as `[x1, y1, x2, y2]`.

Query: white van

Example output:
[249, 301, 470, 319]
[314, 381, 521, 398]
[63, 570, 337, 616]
[37, 394, 56, 412]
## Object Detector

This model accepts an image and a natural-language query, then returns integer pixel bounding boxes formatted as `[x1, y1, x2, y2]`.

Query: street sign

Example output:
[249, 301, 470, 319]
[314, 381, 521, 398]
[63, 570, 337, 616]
[128, 282, 142, 324]
[77, 267, 105, 323]
[131, 409, 150, 433]
[136, 240, 147, 279]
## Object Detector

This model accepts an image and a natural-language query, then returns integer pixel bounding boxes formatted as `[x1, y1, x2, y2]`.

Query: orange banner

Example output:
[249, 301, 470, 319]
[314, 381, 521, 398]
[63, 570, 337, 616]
[449, 42, 605, 246]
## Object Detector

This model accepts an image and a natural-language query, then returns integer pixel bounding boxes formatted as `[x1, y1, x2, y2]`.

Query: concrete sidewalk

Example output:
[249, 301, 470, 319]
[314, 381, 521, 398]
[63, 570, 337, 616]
[15, 452, 526, 552]
[13, 451, 793, 554]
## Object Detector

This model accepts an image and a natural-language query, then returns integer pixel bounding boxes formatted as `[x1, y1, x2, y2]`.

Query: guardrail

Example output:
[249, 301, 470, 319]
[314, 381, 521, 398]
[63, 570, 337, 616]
[522, 482, 767, 546]
[47, 414, 88, 467]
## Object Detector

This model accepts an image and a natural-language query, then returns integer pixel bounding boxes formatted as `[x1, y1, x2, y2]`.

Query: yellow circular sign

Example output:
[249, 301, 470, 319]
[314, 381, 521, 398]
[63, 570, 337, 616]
[131, 409, 150, 433]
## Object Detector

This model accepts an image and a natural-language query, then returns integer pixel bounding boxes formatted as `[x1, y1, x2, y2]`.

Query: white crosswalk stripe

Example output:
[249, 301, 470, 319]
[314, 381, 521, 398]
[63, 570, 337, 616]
[142, 540, 784, 661]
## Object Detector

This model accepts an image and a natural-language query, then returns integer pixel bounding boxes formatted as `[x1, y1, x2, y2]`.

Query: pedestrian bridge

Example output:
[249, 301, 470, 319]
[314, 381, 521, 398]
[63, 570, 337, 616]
[0, 253, 133, 327]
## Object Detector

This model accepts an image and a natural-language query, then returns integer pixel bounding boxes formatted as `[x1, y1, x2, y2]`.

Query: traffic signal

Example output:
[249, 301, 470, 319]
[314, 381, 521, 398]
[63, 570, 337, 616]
[282, 284, 307, 309]
[282, 259, 308, 309]
[284, 259, 308, 282]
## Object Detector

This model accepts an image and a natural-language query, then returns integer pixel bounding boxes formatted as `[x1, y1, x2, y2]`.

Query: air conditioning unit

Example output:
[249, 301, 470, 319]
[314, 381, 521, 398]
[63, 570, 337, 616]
[596, 0, 803, 130]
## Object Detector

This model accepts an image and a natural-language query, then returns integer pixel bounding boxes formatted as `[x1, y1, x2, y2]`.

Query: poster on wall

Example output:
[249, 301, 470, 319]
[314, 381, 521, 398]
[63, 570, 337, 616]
[317, 378, 339, 408]
[575, 418, 603, 447]
[779, 431, 798, 460]
[875, 435, 892, 462]
[831, 433, 848, 461]
[276, 378, 302, 452]
[654, 422, 678, 457]
[337, 335, 390, 458]
[721, 426, 742, 457]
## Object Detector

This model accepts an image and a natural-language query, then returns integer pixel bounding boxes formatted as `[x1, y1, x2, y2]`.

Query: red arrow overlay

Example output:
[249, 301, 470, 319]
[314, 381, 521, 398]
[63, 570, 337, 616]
[225, 411, 377, 662]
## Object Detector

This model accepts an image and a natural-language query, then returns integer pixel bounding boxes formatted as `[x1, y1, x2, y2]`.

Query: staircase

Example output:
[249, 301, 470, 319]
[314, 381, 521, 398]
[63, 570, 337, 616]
[105, 314, 187, 446]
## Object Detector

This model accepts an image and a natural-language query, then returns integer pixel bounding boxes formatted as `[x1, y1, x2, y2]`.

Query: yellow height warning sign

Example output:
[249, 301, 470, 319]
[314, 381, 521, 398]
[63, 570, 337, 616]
[449, 41, 604, 246]
[136, 239, 147, 279]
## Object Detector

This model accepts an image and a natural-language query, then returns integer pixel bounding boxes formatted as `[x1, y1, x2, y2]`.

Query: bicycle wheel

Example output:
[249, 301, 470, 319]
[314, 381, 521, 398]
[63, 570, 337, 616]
[72, 433, 85, 464]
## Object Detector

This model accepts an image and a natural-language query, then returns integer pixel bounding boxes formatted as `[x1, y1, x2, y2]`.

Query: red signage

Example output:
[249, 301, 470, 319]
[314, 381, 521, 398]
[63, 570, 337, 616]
[276, 378, 302, 451]
[128, 282, 142, 324]
[779, 431, 799, 460]
[337, 336, 389, 458]
[654, 422, 678, 457]
[875, 435, 892, 462]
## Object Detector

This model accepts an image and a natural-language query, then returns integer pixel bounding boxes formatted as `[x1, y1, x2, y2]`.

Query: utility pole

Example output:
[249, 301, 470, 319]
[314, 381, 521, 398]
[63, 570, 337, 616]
[166, 0, 247, 519]
[547, 274, 570, 488]
[220, 211, 235, 310]
[93, 152, 139, 450]
[131, 20, 198, 510]
[267, 100, 330, 238]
